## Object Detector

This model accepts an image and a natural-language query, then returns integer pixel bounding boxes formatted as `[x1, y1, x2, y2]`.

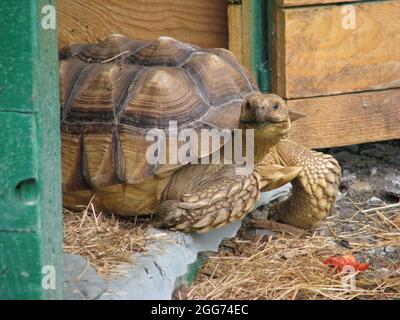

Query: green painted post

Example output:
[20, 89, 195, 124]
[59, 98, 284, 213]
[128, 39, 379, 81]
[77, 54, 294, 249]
[242, 0, 270, 92]
[251, 0, 270, 92]
[0, 0, 62, 299]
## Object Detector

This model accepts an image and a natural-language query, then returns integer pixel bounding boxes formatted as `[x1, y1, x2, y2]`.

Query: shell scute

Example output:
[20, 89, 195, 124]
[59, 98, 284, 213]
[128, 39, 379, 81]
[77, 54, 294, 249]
[60, 35, 257, 187]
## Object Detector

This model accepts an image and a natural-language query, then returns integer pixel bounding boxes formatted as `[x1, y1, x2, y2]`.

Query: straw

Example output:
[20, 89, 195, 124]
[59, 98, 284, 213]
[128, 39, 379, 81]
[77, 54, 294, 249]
[63, 204, 151, 277]
[187, 201, 400, 300]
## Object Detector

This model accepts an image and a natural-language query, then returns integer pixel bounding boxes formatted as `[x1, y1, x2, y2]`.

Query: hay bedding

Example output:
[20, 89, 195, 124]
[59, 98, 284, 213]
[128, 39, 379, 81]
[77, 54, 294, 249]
[63, 198, 152, 277]
[63, 196, 400, 299]
[186, 200, 400, 300]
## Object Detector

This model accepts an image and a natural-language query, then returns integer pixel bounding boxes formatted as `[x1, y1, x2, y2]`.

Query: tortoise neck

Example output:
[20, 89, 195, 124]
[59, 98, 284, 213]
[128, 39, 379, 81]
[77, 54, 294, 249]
[239, 122, 290, 165]
[252, 128, 282, 164]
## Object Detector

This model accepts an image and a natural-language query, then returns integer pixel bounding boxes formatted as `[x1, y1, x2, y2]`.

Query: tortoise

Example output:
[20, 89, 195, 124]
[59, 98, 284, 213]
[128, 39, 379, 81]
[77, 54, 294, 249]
[60, 35, 341, 233]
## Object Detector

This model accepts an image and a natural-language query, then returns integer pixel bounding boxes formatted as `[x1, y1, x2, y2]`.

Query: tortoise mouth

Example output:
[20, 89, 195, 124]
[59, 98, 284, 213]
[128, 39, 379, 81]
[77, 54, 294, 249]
[240, 119, 292, 136]
[240, 118, 288, 125]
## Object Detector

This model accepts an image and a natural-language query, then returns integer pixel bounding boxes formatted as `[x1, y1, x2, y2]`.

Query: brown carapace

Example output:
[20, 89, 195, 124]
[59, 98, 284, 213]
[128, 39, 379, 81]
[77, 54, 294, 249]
[60, 35, 341, 233]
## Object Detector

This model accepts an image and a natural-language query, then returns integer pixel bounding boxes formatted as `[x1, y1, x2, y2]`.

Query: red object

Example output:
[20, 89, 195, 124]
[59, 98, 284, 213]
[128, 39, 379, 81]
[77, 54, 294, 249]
[323, 255, 369, 272]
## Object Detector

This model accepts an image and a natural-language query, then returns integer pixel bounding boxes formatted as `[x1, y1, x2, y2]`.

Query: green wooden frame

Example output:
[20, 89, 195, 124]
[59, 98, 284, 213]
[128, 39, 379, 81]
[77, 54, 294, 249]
[230, 0, 271, 92]
[0, 0, 63, 299]
[243, 0, 270, 92]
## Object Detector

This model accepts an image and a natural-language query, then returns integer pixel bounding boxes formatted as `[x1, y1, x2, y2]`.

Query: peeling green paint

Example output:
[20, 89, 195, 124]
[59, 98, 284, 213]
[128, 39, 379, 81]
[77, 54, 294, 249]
[252, 0, 270, 92]
[0, 0, 62, 299]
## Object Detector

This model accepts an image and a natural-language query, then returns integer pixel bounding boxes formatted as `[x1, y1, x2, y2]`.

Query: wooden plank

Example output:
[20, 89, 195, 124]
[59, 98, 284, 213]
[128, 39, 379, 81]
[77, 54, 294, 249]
[269, 1, 285, 95]
[274, 1, 400, 99]
[58, 0, 228, 49]
[277, 0, 356, 7]
[0, 0, 62, 299]
[241, 0, 255, 73]
[288, 89, 400, 148]
[231, 0, 269, 90]
[228, 3, 243, 64]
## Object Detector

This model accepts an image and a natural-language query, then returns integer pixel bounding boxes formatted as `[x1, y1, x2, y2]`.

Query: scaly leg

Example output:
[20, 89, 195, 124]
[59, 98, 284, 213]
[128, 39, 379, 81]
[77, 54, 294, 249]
[259, 139, 341, 229]
[256, 163, 303, 192]
[154, 165, 261, 233]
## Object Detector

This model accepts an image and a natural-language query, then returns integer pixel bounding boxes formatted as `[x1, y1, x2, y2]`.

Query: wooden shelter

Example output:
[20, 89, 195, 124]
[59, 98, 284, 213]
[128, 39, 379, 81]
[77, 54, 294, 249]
[58, 0, 400, 148]
[0, 0, 399, 299]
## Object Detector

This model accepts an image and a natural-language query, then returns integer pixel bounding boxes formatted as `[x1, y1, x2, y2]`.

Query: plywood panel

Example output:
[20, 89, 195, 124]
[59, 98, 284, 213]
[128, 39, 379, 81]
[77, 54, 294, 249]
[228, 4, 243, 64]
[242, 0, 256, 74]
[58, 0, 228, 49]
[288, 89, 400, 148]
[274, 1, 400, 99]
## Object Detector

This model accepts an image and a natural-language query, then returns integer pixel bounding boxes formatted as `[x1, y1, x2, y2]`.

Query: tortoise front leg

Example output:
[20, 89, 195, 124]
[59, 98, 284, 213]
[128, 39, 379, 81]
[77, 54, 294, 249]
[154, 165, 261, 233]
[259, 139, 341, 229]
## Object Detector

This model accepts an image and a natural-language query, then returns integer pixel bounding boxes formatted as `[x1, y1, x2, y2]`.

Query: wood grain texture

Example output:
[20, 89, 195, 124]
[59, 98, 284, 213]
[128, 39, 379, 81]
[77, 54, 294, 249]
[277, 0, 356, 7]
[270, 2, 285, 95]
[58, 0, 228, 49]
[288, 88, 400, 148]
[228, 4, 243, 64]
[241, 0, 255, 74]
[274, 1, 400, 99]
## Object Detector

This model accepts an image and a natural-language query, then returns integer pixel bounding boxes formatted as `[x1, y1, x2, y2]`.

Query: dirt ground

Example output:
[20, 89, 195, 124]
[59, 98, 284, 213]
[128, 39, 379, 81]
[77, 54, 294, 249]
[185, 140, 400, 300]
[63, 140, 400, 299]
[323, 140, 400, 263]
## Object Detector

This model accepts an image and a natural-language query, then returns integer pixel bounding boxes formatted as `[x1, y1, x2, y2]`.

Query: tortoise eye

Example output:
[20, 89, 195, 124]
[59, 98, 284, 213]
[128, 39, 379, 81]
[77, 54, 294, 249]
[272, 103, 279, 110]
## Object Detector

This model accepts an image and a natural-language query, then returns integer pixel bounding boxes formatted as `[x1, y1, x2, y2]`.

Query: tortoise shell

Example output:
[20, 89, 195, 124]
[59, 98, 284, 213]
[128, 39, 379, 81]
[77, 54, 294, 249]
[60, 35, 258, 193]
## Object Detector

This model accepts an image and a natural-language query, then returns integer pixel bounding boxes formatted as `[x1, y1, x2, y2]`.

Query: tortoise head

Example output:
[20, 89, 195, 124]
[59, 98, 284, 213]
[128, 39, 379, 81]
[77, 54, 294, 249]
[239, 93, 305, 137]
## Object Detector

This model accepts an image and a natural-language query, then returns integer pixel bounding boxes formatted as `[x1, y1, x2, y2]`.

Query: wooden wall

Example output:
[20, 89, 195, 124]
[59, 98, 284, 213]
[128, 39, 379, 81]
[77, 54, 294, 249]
[58, 0, 228, 49]
[273, 1, 400, 99]
[58, 0, 400, 149]
[287, 89, 400, 148]
[269, 0, 400, 148]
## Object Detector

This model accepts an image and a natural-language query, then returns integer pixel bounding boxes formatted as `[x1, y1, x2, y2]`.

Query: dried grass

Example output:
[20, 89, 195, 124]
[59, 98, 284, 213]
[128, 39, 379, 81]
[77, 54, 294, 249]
[63, 195, 400, 299]
[187, 202, 400, 300]
[63, 199, 151, 277]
